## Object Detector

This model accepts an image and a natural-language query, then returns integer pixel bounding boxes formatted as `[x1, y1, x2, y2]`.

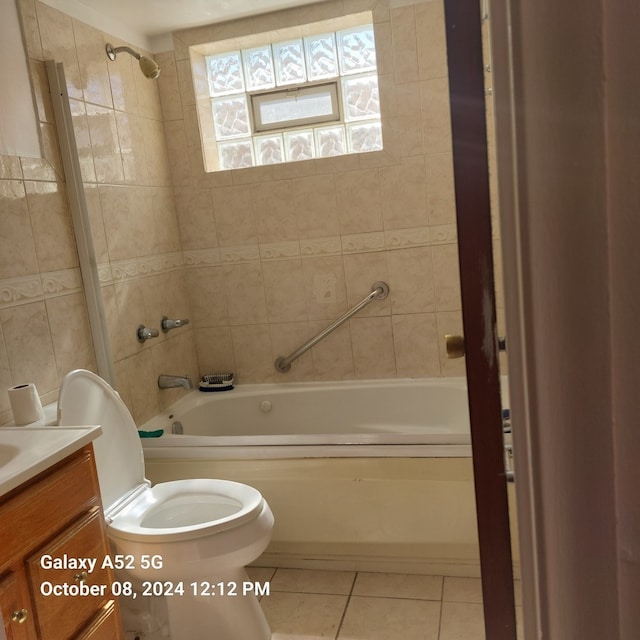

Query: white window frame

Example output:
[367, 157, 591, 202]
[251, 81, 341, 133]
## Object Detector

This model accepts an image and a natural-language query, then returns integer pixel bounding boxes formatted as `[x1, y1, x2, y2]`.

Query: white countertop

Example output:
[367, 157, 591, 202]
[0, 426, 102, 499]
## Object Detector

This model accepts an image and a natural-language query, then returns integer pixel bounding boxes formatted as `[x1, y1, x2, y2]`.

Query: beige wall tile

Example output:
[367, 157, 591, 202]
[0, 156, 23, 180]
[391, 6, 419, 85]
[350, 316, 396, 378]
[425, 151, 456, 226]
[155, 51, 183, 121]
[222, 263, 268, 325]
[262, 260, 308, 323]
[379, 156, 429, 229]
[174, 187, 217, 250]
[112, 279, 147, 360]
[98, 185, 137, 261]
[252, 180, 299, 243]
[343, 251, 391, 316]
[36, 1, 83, 100]
[142, 118, 172, 185]
[392, 313, 441, 377]
[416, 0, 448, 80]
[293, 174, 340, 239]
[46, 293, 96, 381]
[106, 39, 139, 114]
[150, 331, 199, 410]
[69, 99, 97, 183]
[17, 0, 43, 60]
[0, 180, 38, 279]
[335, 168, 384, 235]
[25, 182, 77, 273]
[301, 256, 348, 321]
[117, 350, 159, 424]
[86, 104, 125, 183]
[116, 112, 149, 185]
[432, 243, 462, 311]
[73, 20, 113, 108]
[212, 185, 258, 247]
[421, 76, 453, 154]
[436, 310, 466, 377]
[20, 123, 64, 182]
[230, 324, 273, 383]
[30, 60, 55, 125]
[308, 321, 355, 380]
[194, 326, 235, 377]
[387, 246, 435, 314]
[0, 301, 58, 393]
[270, 322, 314, 381]
[0, 322, 13, 419]
[184, 266, 228, 328]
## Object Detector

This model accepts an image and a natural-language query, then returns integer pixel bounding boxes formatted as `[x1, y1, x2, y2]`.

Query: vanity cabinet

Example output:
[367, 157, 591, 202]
[0, 445, 123, 639]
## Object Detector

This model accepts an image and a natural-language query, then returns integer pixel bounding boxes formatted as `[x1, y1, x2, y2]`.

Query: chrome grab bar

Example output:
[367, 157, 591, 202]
[274, 281, 390, 373]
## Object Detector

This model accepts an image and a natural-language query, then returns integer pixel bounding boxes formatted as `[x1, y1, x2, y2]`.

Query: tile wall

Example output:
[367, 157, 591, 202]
[0, 0, 196, 426]
[159, 0, 503, 385]
[0, 0, 503, 425]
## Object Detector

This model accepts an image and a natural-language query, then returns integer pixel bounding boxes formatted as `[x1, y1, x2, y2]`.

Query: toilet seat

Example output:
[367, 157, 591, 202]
[108, 478, 265, 542]
[57, 370, 265, 541]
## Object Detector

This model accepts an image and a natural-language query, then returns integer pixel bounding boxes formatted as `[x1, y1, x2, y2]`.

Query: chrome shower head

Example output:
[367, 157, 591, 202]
[105, 42, 160, 79]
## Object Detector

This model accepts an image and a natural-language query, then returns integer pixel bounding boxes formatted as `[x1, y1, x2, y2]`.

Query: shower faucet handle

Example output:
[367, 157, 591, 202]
[161, 316, 190, 333]
[137, 325, 159, 342]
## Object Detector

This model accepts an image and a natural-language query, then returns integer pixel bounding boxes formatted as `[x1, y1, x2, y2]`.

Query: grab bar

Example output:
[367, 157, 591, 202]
[274, 281, 390, 373]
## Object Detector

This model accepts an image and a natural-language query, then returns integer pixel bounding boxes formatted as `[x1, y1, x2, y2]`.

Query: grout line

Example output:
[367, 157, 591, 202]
[334, 570, 359, 639]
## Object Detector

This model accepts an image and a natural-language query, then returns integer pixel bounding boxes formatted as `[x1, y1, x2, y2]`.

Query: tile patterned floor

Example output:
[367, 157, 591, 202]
[247, 567, 523, 640]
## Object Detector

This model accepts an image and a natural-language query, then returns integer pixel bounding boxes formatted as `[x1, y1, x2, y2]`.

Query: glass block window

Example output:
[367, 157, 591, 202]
[194, 14, 382, 171]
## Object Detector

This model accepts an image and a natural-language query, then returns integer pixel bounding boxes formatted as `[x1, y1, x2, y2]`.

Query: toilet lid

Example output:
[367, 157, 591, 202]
[58, 369, 147, 514]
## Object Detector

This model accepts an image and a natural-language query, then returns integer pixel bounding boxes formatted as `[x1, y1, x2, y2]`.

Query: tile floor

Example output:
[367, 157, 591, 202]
[247, 567, 523, 640]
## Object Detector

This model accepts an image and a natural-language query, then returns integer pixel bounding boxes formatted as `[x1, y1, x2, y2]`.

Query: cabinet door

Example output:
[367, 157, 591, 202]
[75, 600, 122, 640]
[27, 509, 113, 640]
[0, 570, 36, 640]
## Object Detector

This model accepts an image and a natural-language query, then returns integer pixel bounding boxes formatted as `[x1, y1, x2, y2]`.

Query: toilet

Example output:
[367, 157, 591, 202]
[57, 369, 274, 640]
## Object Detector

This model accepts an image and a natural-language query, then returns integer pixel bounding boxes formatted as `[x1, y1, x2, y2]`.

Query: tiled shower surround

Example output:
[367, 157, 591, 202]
[0, 0, 502, 426]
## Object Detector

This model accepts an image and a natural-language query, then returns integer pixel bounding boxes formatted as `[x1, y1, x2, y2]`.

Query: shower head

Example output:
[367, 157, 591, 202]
[105, 43, 160, 79]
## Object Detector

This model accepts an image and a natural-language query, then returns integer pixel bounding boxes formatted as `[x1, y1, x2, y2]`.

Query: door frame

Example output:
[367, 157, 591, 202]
[443, 1, 517, 638]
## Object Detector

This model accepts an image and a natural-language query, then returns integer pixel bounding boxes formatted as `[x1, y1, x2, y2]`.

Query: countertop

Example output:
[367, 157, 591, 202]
[0, 425, 102, 499]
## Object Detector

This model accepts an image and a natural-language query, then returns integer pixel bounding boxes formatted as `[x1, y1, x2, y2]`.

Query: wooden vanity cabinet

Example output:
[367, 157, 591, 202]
[0, 445, 123, 639]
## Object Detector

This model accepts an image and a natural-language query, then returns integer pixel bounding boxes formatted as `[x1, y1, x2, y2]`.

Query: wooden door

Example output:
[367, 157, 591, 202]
[443, 1, 518, 638]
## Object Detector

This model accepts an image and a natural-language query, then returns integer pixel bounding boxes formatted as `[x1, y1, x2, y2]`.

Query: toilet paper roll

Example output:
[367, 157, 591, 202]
[8, 383, 45, 426]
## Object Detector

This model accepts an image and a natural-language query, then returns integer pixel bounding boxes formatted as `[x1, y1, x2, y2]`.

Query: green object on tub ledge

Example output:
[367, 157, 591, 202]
[138, 429, 164, 438]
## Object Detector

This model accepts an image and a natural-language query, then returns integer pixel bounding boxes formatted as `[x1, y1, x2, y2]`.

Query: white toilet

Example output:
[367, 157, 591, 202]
[57, 369, 274, 640]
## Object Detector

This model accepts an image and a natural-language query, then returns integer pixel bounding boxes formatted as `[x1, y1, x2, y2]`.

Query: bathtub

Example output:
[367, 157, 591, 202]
[140, 377, 473, 460]
[140, 377, 517, 577]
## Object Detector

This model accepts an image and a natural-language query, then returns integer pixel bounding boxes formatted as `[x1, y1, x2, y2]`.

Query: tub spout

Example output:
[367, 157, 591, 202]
[158, 374, 193, 390]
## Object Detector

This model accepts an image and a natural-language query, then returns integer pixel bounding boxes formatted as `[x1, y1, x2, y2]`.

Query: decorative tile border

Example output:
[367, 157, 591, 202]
[430, 224, 457, 245]
[97, 263, 113, 285]
[0, 274, 43, 310]
[0, 268, 83, 310]
[110, 259, 139, 282]
[300, 236, 342, 258]
[219, 245, 260, 263]
[138, 251, 184, 275]
[385, 226, 431, 249]
[260, 241, 301, 261]
[41, 268, 83, 298]
[183, 248, 221, 267]
[342, 232, 386, 254]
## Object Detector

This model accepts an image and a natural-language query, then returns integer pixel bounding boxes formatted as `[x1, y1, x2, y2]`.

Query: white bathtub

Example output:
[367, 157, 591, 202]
[140, 377, 516, 577]
[140, 377, 473, 459]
